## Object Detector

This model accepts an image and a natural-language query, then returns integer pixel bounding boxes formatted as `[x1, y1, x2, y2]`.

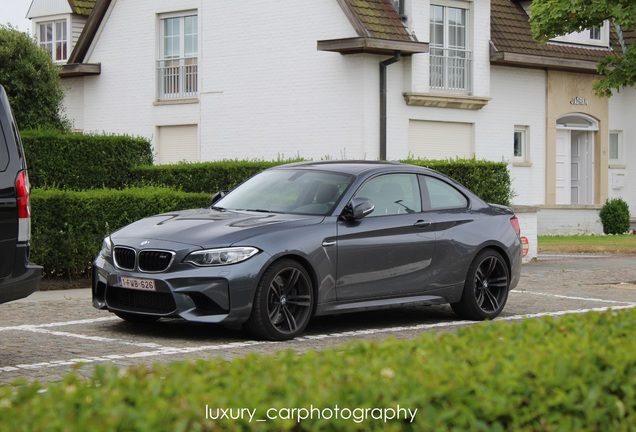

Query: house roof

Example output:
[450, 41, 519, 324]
[490, 0, 624, 73]
[62, 0, 110, 77]
[66, 0, 111, 64]
[317, 0, 428, 56]
[68, 0, 97, 16]
[342, 0, 412, 41]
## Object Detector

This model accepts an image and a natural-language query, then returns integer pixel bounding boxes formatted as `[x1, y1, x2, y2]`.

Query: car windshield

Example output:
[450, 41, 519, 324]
[215, 169, 354, 215]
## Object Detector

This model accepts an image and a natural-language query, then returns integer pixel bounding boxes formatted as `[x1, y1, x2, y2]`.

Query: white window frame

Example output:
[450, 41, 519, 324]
[551, 21, 610, 48]
[609, 130, 624, 166]
[36, 19, 68, 62]
[513, 125, 530, 165]
[157, 11, 199, 100]
[429, 1, 472, 93]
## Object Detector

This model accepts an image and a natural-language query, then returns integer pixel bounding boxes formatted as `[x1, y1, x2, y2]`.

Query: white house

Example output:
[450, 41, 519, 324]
[26, 0, 636, 248]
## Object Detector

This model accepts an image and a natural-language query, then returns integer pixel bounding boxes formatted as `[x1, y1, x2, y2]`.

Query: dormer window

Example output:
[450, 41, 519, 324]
[589, 26, 601, 41]
[550, 22, 610, 48]
[37, 19, 68, 62]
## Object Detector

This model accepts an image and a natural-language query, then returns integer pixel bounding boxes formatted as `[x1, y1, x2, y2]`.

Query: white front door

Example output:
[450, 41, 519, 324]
[570, 131, 594, 204]
[556, 129, 594, 205]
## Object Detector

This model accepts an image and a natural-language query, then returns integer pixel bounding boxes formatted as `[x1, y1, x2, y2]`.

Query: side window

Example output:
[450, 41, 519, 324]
[422, 176, 468, 210]
[354, 174, 422, 217]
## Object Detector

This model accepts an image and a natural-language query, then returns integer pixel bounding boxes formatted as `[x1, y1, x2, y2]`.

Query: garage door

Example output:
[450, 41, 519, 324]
[408, 120, 473, 160]
[156, 124, 198, 164]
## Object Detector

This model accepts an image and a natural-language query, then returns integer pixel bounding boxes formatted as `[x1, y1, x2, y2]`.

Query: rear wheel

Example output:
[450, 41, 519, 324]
[451, 249, 510, 320]
[246, 259, 314, 341]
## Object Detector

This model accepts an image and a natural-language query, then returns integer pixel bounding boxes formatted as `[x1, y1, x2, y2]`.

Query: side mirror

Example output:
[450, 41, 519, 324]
[210, 191, 227, 206]
[342, 197, 374, 221]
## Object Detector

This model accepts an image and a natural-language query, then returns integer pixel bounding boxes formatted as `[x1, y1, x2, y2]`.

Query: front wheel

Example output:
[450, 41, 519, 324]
[246, 259, 314, 341]
[451, 249, 510, 320]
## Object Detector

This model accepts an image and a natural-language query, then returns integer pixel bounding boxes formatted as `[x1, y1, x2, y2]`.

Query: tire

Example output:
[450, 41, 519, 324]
[451, 249, 510, 320]
[246, 259, 314, 341]
[114, 311, 159, 323]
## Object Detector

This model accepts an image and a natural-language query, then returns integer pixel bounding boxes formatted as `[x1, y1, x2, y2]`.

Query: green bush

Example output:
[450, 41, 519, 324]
[2, 308, 636, 431]
[133, 159, 514, 206]
[0, 25, 69, 131]
[31, 188, 210, 278]
[131, 160, 301, 193]
[599, 198, 631, 235]
[22, 130, 153, 190]
[27, 156, 513, 277]
[403, 158, 514, 206]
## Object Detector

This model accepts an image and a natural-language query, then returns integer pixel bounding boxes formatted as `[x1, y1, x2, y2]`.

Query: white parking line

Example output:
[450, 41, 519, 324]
[512, 290, 636, 305]
[2, 302, 635, 374]
[0, 316, 163, 349]
[0, 316, 118, 332]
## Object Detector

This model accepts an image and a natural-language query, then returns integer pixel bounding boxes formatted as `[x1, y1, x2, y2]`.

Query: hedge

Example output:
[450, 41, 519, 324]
[130, 160, 301, 193]
[132, 158, 514, 205]
[403, 158, 514, 206]
[31, 188, 210, 278]
[22, 130, 153, 190]
[1, 308, 635, 431]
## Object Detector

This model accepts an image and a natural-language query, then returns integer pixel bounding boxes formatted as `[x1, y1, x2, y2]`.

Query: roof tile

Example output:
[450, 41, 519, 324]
[67, 0, 97, 16]
[342, 0, 414, 41]
[490, 0, 623, 63]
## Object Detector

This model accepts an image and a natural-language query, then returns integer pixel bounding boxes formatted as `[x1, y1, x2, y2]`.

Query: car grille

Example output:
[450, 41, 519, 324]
[113, 247, 175, 273]
[106, 287, 176, 314]
[139, 250, 175, 273]
[114, 247, 135, 271]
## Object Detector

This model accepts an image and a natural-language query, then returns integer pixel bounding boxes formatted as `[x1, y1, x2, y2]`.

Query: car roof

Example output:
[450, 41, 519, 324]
[272, 160, 435, 176]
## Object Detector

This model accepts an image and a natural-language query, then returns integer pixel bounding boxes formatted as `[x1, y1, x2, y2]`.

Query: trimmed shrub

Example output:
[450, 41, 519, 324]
[133, 159, 514, 206]
[403, 158, 514, 206]
[599, 198, 631, 234]
[1, 308, 636, 431]
[22, 130, 153, 190]
[31, 188, 210, 278]
[27, 156, 514, 277]
[131, 160, 301, 193]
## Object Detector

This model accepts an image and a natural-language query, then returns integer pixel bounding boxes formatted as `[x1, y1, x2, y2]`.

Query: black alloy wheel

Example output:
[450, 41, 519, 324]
[451, 249, 510, 320]
[247, 259, 314, 341]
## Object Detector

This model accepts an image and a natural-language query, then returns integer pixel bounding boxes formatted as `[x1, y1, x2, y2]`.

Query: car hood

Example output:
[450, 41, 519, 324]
[111, 208, 325, 248]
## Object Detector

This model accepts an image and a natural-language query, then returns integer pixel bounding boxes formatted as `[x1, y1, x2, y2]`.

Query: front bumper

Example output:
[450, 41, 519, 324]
[92, 253, 270, 324]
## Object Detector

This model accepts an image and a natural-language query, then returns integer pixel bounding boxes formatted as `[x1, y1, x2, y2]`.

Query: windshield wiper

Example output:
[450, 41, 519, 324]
[245, 209, 277, 213]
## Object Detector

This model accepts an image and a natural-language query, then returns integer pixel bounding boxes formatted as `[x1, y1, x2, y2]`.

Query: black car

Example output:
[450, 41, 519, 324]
[0, 85, 41, 304]
[93, 161, 522, 340]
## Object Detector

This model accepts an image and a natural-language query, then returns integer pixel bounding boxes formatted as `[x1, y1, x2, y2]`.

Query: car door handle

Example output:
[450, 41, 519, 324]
[413, 220, 432, 228]
[322, 240, 337, 247]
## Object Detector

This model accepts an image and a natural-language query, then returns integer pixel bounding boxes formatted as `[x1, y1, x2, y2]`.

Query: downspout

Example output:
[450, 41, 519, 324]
[613, 22, 627, 53]
[380, 51, 401, 160]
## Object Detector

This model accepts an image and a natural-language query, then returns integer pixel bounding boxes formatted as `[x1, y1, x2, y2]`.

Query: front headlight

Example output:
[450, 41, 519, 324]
[100, 236, 113, 259]
[183, 247, 260, 266]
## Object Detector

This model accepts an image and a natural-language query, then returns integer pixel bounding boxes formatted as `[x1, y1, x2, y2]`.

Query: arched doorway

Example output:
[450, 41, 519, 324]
[555, 114, 598, 205]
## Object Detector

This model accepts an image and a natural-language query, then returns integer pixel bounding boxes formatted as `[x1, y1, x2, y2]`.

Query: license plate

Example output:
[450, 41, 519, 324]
[118, 276, 156, 291]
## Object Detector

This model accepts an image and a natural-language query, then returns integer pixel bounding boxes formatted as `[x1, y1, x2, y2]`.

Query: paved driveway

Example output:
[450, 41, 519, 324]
[1, 253, 635, 385]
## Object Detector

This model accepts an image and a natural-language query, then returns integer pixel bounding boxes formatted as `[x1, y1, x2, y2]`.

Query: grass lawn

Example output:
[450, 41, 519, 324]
[538, 234, 636, 254]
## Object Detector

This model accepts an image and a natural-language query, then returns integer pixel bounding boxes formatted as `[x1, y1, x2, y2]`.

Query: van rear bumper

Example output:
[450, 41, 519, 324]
[0, 263, 42, 304]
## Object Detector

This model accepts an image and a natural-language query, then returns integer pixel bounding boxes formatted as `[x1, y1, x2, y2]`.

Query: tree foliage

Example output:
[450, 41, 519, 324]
[0, 25, 70, 131]
[529, 0, 636, 97]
